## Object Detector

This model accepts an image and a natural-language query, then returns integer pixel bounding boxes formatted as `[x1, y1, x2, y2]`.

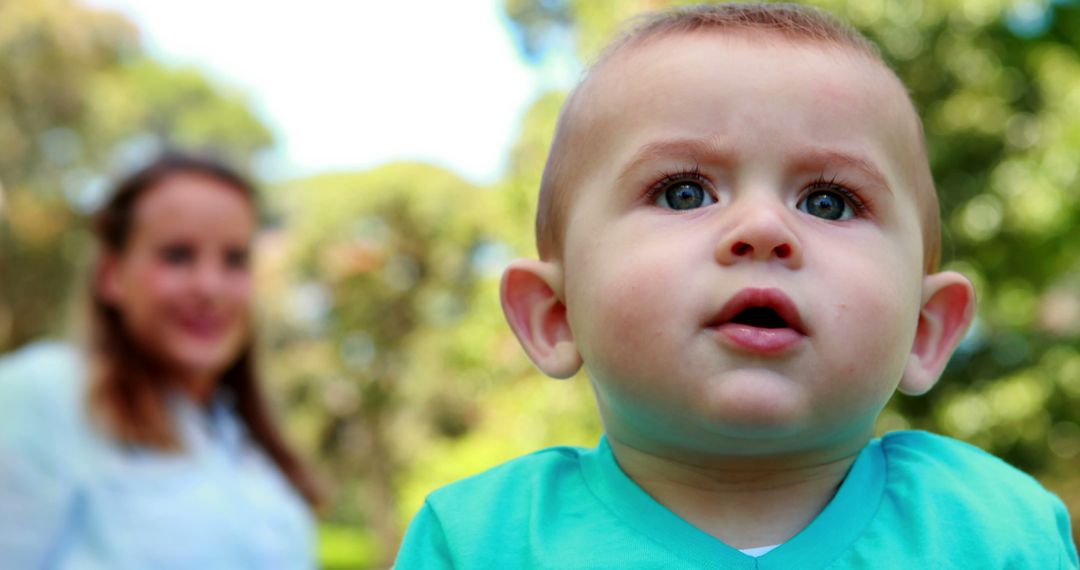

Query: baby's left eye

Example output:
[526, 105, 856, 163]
[797, 188, 857, 221]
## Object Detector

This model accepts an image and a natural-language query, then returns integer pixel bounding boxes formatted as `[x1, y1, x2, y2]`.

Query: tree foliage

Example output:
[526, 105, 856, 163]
[263, 163, 493, 563]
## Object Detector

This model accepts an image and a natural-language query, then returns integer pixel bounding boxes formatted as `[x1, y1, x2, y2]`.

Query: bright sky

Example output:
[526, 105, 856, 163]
[85, 0, 568, 184]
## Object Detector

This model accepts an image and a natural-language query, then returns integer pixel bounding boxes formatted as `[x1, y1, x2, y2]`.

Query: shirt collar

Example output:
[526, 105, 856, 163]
[579, 435, 886, 569]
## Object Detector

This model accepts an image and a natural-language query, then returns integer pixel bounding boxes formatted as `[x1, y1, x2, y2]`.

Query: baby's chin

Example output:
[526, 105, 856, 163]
[704, 366, 807, 408]
[679, 369, 830, 442]
[605, 370, 812, 446]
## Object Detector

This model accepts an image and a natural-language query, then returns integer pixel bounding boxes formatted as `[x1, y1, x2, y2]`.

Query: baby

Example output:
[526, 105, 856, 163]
[396, 4, 1078, 568]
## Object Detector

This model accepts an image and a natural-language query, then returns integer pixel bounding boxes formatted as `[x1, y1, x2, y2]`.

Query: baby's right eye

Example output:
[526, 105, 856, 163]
[655, 180, 716, 210]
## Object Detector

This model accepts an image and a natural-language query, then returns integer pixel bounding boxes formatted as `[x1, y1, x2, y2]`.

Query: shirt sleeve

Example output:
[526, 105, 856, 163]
[394, 501, 454, 570]
[0, 343, 83, 567]
[1055, 495, 1079, 570]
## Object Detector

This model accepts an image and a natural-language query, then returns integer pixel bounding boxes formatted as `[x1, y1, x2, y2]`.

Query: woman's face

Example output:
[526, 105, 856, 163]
[100, 172, 257, 386]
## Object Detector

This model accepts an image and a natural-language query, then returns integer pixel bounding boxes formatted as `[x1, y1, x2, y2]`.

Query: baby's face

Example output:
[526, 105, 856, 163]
[559, 34, 930, 457]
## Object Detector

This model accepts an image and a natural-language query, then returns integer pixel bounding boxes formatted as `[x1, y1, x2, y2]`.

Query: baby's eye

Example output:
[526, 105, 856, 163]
[655, 180, 716, 210]
[797, 188, 857, 221]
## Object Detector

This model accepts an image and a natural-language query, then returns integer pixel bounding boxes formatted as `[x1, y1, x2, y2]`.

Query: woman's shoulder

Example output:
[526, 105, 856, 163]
[0, 340, 89, 446]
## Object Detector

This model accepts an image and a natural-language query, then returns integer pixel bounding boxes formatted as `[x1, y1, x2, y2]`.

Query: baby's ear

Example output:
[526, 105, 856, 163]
[899, 271, 976, 395]
[500, 259, 582, 379]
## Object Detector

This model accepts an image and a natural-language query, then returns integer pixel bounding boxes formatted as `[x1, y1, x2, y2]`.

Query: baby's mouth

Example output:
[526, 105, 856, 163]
[710, 288, 808, 334]
[728, 306, 791, 329]
[709, 288, 808, 354]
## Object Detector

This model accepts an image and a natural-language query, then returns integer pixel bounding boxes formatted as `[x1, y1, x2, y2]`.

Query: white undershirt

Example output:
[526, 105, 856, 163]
[739, 544, 781, 557]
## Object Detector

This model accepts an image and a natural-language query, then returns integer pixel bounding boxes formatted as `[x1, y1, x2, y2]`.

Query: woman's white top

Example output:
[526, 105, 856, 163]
[0, 341, 316, 569]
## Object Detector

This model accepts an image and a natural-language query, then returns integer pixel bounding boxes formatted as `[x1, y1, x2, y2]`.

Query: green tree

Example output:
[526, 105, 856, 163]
[267, 163, 503, 565]
[268, 156, 606, 566]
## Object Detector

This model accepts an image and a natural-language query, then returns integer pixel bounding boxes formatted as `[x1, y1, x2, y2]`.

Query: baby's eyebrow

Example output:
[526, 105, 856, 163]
[616, 137, 738, 182]
[616, 137, 892, 193]
[790, 148, 892, 193]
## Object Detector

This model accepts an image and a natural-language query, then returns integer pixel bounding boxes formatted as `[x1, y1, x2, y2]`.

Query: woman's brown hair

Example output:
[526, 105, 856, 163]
[88, 152, 320, 508]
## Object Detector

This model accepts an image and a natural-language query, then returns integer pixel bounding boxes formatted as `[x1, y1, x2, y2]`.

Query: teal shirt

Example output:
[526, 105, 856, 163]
[397, 432, 1078, 569]
[0, 342, 316, 569]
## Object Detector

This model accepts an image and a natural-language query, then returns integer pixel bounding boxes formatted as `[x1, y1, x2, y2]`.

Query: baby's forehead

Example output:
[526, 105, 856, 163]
[591, 32, 909, 124]
[571, 32, 927, 184]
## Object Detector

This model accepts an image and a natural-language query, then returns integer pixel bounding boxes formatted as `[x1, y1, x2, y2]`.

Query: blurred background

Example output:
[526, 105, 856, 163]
[1, 0, 1078, 567]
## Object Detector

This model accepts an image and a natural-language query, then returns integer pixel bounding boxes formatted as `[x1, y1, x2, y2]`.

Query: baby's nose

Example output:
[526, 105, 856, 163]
[714, 205, 803, 267]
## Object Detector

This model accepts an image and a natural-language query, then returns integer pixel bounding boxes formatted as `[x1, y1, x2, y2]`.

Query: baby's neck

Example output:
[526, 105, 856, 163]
[609, 437, 866, 550]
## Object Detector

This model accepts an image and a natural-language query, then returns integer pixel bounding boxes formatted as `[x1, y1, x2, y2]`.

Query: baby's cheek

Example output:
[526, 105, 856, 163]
[824, 283, 919, 395]
[568, 257, 684, 375]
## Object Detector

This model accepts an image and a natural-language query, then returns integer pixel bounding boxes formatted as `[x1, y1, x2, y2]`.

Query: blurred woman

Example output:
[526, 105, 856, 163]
[0, 153, 319, 569]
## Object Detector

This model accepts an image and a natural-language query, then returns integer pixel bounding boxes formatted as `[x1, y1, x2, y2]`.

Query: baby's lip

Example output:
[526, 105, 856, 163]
[709, 287, 809, 335]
